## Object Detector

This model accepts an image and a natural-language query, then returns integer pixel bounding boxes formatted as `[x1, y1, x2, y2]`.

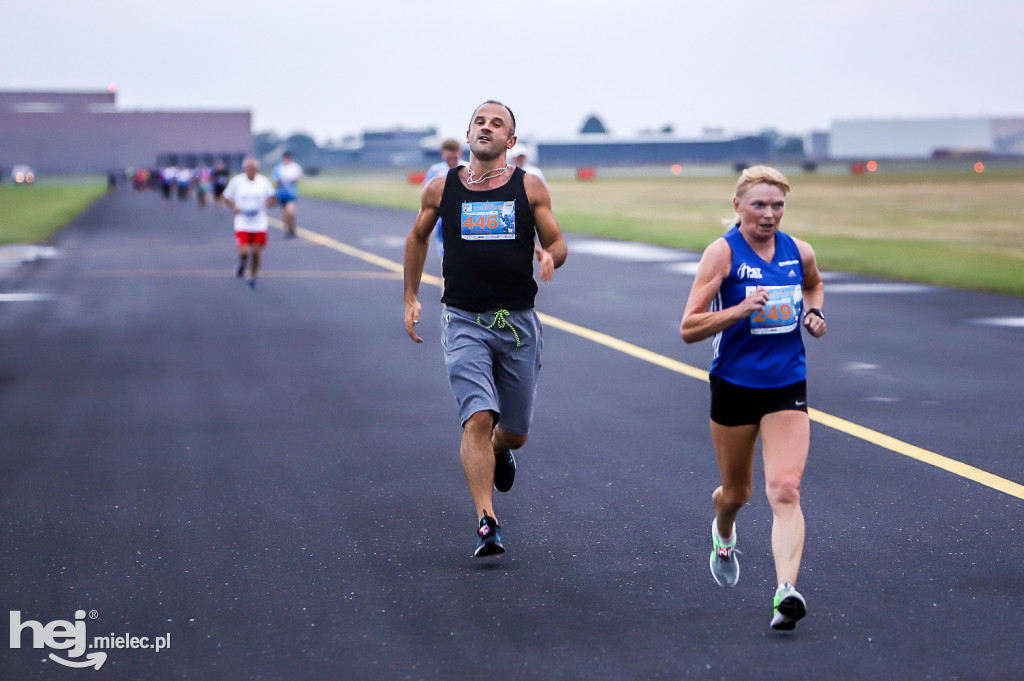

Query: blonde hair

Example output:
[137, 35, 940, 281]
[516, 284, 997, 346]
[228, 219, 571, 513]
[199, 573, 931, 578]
[734, 165, 790, 198]
[440, 138, 461, 153]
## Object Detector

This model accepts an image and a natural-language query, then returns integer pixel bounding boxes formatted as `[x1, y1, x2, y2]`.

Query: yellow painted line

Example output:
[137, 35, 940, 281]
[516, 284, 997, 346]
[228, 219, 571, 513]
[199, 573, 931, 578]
[536, 313, 710, 382]
[86, 269, 400, 279]
[289, 221, 1024, 500]
[269, 217, 443, 286]
[807, 409, 1024, 498]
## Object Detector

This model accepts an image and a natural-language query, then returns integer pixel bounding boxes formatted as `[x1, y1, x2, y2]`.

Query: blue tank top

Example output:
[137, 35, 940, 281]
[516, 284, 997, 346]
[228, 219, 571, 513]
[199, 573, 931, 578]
[710, 225, 806, 388]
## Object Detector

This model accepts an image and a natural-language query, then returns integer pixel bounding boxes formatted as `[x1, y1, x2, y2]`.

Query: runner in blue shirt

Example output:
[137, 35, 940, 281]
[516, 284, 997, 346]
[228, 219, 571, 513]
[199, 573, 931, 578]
[272, 151, 304, 239]
[681, 165, 827, 631]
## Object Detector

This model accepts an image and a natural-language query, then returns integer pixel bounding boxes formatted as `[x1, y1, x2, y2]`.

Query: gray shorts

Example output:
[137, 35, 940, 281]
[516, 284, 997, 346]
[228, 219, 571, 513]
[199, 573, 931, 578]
[441, 306, 543, 436]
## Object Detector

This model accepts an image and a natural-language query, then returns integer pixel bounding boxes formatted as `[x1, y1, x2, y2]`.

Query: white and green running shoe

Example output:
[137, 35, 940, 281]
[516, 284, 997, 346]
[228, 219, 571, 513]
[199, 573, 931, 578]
[709, 518, 740, 587]
[771, 582, 807, 631]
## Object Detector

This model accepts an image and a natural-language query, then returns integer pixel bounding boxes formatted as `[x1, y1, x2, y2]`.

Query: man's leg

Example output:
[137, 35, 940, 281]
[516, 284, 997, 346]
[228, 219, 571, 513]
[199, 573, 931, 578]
[491, 426, 525, 493]
[492, 427, 526, 454]
[236, 240, 248, 277]
[283, 202, 297, 237]
[441, 308, 505, 554]
[463, 411, 498, 522]
[249, 244, 262, 279]
[488, 309, 543, 493]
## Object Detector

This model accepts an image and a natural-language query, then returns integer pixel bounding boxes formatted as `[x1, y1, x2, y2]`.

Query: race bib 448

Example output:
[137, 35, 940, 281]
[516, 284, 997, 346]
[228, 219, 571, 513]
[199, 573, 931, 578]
[461, 201, 516, 240]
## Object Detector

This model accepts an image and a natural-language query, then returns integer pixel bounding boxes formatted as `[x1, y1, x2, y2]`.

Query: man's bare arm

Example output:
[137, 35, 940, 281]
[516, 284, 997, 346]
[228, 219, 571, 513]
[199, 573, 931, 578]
[403, 177, 444, 342]
[525, 174, 567, 281]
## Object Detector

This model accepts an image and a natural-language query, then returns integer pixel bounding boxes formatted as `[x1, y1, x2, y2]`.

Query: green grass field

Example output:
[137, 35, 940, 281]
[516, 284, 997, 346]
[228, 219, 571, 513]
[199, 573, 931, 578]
[2, 172, 1019, 296]
[304, 169, 1024, 297]
[0, 181, 107, 245]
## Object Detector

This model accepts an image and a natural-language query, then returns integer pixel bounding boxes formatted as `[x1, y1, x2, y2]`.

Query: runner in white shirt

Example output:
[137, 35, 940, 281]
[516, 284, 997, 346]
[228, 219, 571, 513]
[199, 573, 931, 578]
[272, 151, 304, 239]
[509, 144, 551, 267]
[160, 165, 177, 204]
[223, 156, 277, 289]
[509, 144, 546, 183]
[175, 166, 195, 202]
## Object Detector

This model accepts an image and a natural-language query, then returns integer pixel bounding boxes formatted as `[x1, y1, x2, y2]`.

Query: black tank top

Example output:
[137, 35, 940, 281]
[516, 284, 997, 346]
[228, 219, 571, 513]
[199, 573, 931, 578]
[439, 166, 537, 312]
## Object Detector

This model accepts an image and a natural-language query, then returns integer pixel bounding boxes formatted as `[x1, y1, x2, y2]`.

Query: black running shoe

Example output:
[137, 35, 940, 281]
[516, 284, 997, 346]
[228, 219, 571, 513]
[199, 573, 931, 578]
[494, 449, 516, 493]
[246, 277, 257, 290]
[235, 263, 245, 278]
[474, 515, 504, 557]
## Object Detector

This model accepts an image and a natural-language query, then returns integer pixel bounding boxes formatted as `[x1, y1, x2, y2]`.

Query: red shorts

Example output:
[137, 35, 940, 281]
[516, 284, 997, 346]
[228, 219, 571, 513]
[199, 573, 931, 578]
[235, 231, 267, 247]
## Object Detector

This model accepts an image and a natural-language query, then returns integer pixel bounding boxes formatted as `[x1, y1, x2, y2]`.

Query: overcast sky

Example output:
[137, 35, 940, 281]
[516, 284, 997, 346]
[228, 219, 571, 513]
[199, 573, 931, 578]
[3, 0, 1022, 144]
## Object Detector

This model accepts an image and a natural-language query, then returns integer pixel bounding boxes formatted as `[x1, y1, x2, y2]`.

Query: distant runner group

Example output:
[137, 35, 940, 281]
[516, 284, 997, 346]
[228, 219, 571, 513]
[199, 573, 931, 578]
[140, 152, 305, 290]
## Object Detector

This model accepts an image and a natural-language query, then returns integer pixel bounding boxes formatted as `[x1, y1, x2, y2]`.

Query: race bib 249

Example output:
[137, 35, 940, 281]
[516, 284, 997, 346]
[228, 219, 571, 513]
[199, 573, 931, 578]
[746, 284, 802, 335]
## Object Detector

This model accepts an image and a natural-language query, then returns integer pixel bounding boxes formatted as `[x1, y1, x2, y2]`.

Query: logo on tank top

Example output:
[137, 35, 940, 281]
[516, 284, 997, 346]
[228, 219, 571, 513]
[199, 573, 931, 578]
[736, 263, 763, 280]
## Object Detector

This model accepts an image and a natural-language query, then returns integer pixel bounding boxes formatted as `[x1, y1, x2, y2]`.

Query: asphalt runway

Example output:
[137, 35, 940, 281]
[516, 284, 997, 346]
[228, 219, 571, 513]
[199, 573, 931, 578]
[2, 189, 1023, 680]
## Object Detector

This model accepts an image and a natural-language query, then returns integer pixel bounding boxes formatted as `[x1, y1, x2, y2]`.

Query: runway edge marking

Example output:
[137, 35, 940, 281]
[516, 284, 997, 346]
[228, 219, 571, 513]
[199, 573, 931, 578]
[288, 219, 1024, 501]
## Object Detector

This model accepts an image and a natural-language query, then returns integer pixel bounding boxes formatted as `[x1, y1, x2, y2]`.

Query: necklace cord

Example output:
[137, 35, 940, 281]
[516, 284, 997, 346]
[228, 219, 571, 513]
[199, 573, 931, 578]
[466, 164, 512, 185]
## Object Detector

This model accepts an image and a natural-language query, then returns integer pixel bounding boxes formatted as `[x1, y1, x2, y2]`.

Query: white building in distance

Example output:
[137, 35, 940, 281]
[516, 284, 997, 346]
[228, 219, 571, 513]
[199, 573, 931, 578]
[830, 116, 1024, 159]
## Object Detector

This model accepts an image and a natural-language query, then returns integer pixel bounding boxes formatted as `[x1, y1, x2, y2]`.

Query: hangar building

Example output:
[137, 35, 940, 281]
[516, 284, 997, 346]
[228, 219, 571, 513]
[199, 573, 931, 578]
[536, 132, 795, 167]
[830, 117, 1024, 159]
[0, 90, 253, 174]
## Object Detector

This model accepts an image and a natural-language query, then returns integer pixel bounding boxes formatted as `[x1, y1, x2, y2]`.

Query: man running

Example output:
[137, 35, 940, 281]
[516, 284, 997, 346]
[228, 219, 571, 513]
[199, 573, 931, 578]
[212, 161, 230, 207]
[223, 156, 277, 289]
[160, 164, 177, 205]
[404, 101, 567, 557]
[175, 165, 194, 202]
[273, 151, 304, 238]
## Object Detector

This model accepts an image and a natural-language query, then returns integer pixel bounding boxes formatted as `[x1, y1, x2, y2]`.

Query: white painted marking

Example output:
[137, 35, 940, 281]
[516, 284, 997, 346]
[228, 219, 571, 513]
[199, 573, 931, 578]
[23, 245, 60, 262]
[568, 239, 697, 262]
[0, 293, 53, 302]
[970, 317, 1024, 328]
[846, 362, 880, 372]
[361, 236, 406, 249]
[826, 283, 935, 294]
[662, 262, 702, 275]
[864, 397, 899, 403]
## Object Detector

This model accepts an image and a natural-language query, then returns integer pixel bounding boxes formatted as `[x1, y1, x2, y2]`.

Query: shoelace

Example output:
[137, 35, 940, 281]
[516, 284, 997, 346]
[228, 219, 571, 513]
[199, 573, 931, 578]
[478, 309, 521, 348]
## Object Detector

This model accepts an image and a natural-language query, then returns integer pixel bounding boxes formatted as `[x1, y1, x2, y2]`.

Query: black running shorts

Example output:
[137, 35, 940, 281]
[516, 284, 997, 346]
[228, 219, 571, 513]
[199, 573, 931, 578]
[709, 376, 807, 427]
